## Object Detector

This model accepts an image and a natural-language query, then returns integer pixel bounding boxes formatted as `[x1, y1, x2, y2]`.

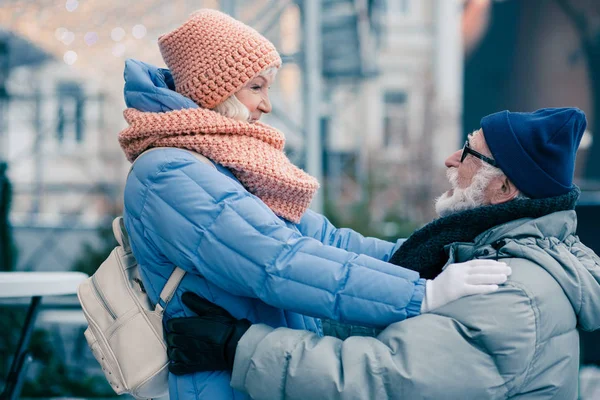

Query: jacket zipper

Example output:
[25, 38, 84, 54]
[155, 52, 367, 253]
[491, 239, 507, 261]
[91, 275, 117, 320]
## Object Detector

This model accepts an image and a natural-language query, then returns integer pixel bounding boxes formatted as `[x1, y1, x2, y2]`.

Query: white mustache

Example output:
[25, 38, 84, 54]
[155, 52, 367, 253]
[446, 167, 459, 189]
[435, 167, 491, 217]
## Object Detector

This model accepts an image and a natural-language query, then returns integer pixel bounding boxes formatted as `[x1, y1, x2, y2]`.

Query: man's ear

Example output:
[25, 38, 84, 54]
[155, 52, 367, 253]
[489, 175, 520, 205]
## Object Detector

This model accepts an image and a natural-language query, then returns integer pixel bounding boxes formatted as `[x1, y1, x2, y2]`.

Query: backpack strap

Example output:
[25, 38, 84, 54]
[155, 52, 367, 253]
[112, 217, 131, 253]
[125, 147, 216, 315]
[113, 216, 186, 314]
[155, 267, 186, 315]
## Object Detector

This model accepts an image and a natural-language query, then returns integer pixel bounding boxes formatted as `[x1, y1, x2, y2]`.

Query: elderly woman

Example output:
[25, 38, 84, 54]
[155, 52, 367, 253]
[119, 9, 509, 400]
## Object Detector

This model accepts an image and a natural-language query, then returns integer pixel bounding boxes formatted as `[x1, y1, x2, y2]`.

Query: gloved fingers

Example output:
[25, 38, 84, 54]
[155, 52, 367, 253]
[167, 342, 229, 373]
[167, 344, 217, 363]
[181, 292, 233, 319]
[466, 273, 509, 285]
[464, 283, 499, 295]
[465, 264, 511, 276]
[166, 317, 192, 333]
[166, 332, 224, 350]
[166, 318, 232, 340]
[457, 259, 509, 270]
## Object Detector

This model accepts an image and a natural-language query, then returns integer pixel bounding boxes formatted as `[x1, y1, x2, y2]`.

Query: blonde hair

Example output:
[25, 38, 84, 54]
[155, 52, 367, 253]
[212, 67, 278, 122]
[213, 94, 251, 121]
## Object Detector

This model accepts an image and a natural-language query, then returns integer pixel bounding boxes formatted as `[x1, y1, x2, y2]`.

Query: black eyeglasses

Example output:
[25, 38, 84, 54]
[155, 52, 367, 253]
[460, 138, 497, 167]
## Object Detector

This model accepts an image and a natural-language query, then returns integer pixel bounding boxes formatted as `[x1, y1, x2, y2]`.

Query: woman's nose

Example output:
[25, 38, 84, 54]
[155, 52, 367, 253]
[445, 150, 461, 168]
[259, 95, 272, 114]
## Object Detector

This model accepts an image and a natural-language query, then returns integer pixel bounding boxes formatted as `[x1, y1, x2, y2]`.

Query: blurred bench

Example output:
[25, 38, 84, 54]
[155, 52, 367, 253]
[0, 271, 88, 400]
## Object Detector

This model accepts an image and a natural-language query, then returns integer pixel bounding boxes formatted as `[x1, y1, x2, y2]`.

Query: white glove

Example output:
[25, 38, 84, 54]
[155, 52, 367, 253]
[421, 259, 511, 313]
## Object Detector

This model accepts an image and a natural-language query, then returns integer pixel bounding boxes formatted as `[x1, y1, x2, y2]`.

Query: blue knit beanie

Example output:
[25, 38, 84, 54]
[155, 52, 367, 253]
[481, 107, 587, 199]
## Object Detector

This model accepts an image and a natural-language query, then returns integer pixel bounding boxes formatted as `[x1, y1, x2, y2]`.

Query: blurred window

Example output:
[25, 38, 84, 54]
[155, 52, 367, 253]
[383, 91, 408, 148]
[56, 82, 85, 144]
[388, 0, 411, 15]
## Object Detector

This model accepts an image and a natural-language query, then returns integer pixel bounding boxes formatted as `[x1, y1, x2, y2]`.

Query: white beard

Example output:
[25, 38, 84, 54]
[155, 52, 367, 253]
[435, 167, 492, 218]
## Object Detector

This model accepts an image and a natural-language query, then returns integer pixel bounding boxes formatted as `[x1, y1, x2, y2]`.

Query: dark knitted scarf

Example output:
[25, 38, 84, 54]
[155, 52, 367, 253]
[389, 187, 580, 279]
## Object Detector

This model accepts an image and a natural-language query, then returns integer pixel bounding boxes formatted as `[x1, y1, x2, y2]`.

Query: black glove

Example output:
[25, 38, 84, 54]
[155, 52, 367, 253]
[166, 292, 251, 375]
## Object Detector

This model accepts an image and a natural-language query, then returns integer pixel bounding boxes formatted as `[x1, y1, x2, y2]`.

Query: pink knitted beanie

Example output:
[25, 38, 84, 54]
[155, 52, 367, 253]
[158, 9, 282, 109]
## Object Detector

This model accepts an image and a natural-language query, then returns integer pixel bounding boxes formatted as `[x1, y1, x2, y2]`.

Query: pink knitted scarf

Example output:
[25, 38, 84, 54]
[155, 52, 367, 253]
[119, 107, 319, 223]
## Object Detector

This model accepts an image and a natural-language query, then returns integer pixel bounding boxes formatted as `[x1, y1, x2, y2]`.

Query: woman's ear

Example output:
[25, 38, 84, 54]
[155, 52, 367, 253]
[490, 176, 520, 205]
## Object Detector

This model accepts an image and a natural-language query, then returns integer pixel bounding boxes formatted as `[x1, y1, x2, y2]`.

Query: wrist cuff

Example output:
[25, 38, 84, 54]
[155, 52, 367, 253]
[230, 324, 273, 392]
[421, 279, 434, 313]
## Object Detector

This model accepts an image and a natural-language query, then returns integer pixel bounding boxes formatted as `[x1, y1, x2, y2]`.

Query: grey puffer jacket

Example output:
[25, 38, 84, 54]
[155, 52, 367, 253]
[230, 210, 600, 399]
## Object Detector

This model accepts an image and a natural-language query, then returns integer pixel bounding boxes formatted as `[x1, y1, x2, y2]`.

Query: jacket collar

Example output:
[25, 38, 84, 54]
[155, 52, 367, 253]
[447, 210, 578, 265]
[389, 187, 579, 279]
[123, 58, 197, 113]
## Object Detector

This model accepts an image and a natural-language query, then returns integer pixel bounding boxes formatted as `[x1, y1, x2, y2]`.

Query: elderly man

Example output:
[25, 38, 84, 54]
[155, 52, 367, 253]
[165, 108, 600, 399]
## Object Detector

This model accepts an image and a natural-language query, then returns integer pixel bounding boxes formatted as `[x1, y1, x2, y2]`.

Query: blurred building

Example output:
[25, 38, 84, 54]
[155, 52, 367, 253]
[0, 0, 466, 274]
[0, 31, 126, 271]
[502, 0, 594, 181]
[324, 0, 463, 224]
[463, 0, 596, 182]
[0, 0, 234, 272]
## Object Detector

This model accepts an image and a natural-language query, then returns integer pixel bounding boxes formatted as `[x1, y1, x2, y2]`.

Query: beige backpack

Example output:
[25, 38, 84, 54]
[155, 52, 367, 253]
[77, 148, 215, 399]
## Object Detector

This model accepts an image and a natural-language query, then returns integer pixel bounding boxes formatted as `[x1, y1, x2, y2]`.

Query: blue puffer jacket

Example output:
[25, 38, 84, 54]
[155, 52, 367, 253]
[121, 59, 426, 400]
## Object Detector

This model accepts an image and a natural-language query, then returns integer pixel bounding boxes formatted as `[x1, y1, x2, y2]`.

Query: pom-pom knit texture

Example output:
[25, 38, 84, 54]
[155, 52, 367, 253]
[119, 107, 319, 223]
[158, 9, 282, 109]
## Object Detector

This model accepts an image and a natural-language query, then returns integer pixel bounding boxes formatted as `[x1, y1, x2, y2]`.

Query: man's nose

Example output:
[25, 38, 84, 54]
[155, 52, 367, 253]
[445, 150, 461, 168]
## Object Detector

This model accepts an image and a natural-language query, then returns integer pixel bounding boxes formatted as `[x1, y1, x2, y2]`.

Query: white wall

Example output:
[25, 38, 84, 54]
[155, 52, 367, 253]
[326, 0, 464, 221]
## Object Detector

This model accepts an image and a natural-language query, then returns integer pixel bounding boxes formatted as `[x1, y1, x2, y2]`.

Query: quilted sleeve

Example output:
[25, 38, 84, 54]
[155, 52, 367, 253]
[297, 210, 405, 262]
[230, 316, 508, 400]
[134, 154, 425, 327]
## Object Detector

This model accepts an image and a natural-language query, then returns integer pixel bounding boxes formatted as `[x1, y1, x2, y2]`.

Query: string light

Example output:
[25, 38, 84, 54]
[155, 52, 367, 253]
[84, 32, 98, 46]
[132, 24, 147, 39]
[65, 0, 78, 12]
[63, 50, 77, 65]
[62, 31, 75, 45]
